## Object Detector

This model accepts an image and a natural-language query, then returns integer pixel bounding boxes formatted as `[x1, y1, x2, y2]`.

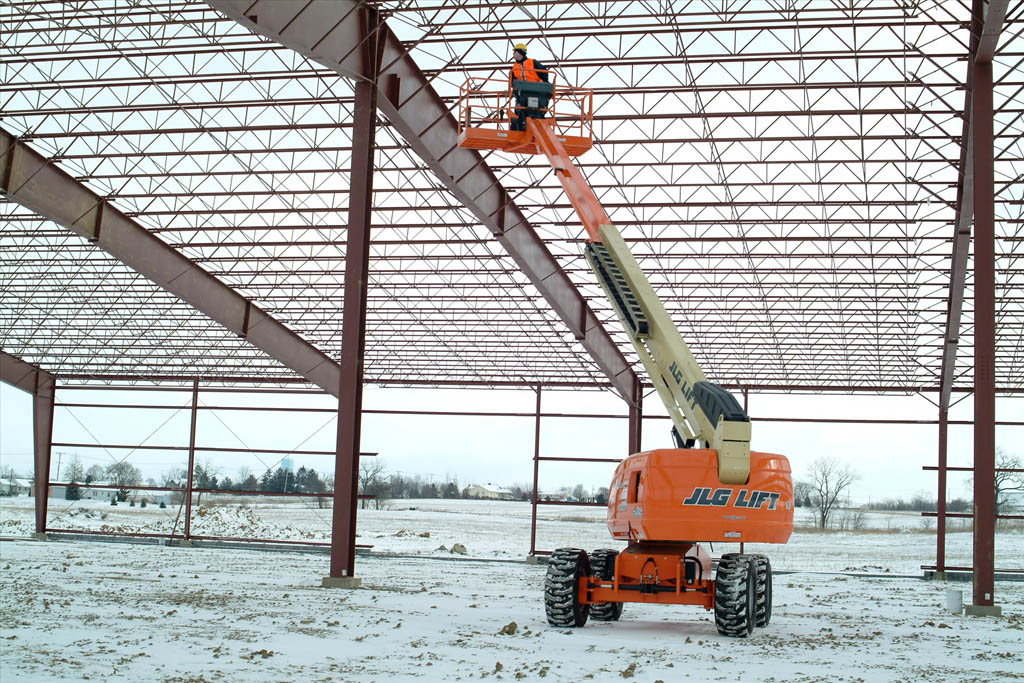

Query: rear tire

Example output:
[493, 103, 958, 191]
[714, 554, 756, 637]
[750, 554, 772, 627]
[545, 548, 590, 627]
[588, 549, 623, 621]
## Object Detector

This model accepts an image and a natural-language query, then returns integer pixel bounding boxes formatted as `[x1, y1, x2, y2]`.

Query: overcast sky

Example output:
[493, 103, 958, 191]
[1, 381, 1020, 503]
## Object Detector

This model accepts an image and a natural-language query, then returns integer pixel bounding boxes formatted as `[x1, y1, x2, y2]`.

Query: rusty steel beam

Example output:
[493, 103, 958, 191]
[205, 0, 640, 406]
[328, 8, 384, 581]
[0, 126, 341, 396]
[628, 376, 642, 455]
[0, 351, 55, 533]
[183, 379, 200, 540]
[972, 49, 996, 609]
[530, 385, 542, 558]
[936, 408, 948, 576]
[330, 75, 377, 581]
[939, 0, 1009, 412]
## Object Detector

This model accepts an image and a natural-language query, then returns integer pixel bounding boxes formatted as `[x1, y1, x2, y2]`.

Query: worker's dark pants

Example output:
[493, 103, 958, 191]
[510, 97, 545, 131]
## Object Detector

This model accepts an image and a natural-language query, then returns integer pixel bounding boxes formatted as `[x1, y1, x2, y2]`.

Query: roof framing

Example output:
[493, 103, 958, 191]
[0, 0, 1021, 396]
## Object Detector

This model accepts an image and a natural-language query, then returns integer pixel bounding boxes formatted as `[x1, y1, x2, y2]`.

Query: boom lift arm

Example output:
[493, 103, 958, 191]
[527, 117, 751, 484]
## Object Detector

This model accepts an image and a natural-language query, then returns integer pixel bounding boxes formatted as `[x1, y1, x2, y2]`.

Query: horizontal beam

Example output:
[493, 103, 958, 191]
[0, 127, 342, 397]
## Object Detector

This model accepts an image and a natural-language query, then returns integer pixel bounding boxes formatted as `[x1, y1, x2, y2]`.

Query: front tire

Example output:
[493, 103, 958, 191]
[545, 548, 590, 627]
[588, 549, 623, 621]
[714, 554, 756, 637]
[750, 554, 773, 627]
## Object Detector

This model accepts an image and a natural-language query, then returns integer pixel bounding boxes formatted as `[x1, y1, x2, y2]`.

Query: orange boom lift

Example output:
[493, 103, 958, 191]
[459, 74, 793, 637]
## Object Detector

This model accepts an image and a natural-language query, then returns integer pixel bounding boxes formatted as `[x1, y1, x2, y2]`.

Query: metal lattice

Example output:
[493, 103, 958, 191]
[1, 0, 1022, 393]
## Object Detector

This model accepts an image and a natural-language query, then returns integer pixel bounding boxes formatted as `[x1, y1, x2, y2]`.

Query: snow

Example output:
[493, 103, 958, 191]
[2, 497, 1023, 681]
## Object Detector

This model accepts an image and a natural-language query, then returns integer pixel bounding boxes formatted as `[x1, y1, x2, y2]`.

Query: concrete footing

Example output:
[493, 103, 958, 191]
[525, 554, 540, 565]
[322, 576, 362, 589]
[179, 539, 194, 548]
[964, 604, 1002, 617]
[31, 532, 48, 541]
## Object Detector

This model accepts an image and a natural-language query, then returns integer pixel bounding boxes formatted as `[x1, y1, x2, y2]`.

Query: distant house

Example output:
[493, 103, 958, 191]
[539, 491, 569, 503]
[0, 478, 32, 496]
[465, 483, 514, 500]
[48, 482, 172, 505]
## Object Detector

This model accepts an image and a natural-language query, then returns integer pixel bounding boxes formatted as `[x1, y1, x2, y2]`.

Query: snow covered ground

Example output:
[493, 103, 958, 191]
[2, 498, 1023, 681]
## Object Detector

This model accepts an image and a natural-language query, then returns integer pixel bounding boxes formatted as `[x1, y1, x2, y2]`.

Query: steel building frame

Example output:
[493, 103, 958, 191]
[1, 0, 1022, 607]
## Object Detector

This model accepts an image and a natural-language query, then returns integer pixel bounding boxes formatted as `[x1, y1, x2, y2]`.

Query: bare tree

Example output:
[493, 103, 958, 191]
[969, 448, 1024, 516]
[192, 457, 221, 506]
[358, 459, 389, 510]
[793, 480, 813, 508]
[85, 464, 105, 483]
[105, 462, 142, 502]
[807, 456, 859, 529]
[65, 455, 84, 484]
[161, 467, 185, 488]
[995, 450, 1024, 515]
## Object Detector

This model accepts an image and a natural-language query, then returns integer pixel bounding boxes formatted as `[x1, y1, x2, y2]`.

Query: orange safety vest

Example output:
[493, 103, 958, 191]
[511, 58, 543, 83]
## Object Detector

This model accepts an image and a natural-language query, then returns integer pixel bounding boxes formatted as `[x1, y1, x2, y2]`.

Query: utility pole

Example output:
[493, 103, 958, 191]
[55, 450, 64, 482]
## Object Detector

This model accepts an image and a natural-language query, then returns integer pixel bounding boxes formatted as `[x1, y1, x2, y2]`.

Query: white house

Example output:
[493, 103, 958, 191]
[48, 482, 173, 505]
[0, 478, 32, 496]
[465, 483, 515, 500]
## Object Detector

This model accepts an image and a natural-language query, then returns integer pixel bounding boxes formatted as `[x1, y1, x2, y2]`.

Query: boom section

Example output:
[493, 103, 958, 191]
[527, 118, 751, 484]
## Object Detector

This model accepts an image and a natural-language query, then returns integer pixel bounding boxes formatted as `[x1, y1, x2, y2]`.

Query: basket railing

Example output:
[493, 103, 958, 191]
[458, 72, 594, 141]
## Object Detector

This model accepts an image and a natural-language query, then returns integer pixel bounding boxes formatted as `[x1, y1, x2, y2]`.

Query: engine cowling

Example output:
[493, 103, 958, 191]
[606, 449, 794, 544]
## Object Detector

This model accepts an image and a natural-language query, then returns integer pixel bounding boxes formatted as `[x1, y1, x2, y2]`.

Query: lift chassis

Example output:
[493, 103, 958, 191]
[458, 78, 792, 637]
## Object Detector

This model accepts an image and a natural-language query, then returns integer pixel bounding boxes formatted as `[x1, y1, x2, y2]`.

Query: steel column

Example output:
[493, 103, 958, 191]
[937, 408, 948, 574]
[32, 374, 55, 533]
[0, 352, 56, 534]
[971, 54, 996, 609]
[329, 66, 379, 578]
[628, 377, 642, 455]
[530, 385, 542, 557]
[183, 379, 200, 539]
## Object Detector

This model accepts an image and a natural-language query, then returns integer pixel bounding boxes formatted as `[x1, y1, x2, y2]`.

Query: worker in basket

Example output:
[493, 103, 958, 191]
[509, 43, 554, 131]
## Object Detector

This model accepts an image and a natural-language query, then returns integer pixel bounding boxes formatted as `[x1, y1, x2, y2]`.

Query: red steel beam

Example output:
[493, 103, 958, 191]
[971, 51, 996, 609]
[205, 0, 640, 407]
[0, 127, 342, 397]
[628, 377, 642, 455]
[329, 7, 381, 579]
[0, 352, 55, 534]
[530, 385, 542, 558]
[936, 408, 948, 575]
[940, 1, 1010, 414]
[183, 379, 200, 540]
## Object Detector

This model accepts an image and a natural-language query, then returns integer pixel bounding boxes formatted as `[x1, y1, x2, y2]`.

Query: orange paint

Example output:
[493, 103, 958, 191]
[607, 449, 794, 544]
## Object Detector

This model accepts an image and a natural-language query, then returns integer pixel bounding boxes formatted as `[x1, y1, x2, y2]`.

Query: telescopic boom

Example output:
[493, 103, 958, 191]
[526, 117, 752, 484]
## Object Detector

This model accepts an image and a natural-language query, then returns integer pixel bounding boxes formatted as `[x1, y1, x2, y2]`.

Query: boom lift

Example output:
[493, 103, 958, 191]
[458, 75, 793, 637]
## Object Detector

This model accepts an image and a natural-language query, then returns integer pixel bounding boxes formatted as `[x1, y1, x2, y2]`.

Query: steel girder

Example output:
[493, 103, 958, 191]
[0, 127, 342, 394]
[0, 350, 55, 532]
[205, 0, 640, 405]
[939, 0, 1011, 411]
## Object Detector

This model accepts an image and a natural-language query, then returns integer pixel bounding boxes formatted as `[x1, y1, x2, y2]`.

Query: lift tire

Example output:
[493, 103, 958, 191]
[545, 548, 591, 627]
[588, 549, 623, 621]
[714, 554, 756, 637]
[750, 554, 772, 627]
